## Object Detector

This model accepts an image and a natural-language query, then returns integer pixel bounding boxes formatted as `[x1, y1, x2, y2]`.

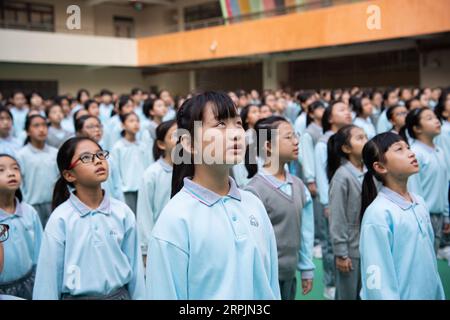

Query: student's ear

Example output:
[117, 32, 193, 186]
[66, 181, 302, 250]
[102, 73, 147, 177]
[373, 161, 387, 176]
[341, 144, 352, 155]
[180, 133, 195, 155]
[264, 140, 272, 157]
[62, 169, 77, 184]
[442, 110, 449, 119]
[156, 140, 166, 152]
[413, 124, 422, 135]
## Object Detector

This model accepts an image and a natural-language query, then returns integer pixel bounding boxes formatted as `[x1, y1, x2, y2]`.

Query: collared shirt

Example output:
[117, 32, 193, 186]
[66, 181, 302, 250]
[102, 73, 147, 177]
[359, 187, 445, 300]
[354, 116, 376, 139]
[99, 103, 114, 124]
[436, 120, 450, 183]
[408, 139, 449, 219]
[315, 130, 334, 206]
[376, 109, 392, 134]
[259, 168, 294, 196]
[0, 135, 22, 157]
[16, 144, 58, 205]
[10, 107, 29, 139]
[33, 191, 145, 300]
[137, 158, 173, 253]
[112, 138, 152, 192]
[0, 199, 43, 283]
[146, 177, 280, 300]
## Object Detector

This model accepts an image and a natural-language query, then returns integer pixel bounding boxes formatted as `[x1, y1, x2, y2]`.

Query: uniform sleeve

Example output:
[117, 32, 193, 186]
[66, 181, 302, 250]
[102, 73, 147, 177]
[298, 186, 315, 279]
[360, 223, 400, 300]
[121, 217, 146, 300]
[329, 176, 350, 257]
[33, 232, 65, 300]
[315, 142, 329, 206]
[137, 173, 155, 254]
[145, 237, 189, 300]
[109, 157, 125, 201]
[299, 133, 316, 183]
[32, 210, 44, 266]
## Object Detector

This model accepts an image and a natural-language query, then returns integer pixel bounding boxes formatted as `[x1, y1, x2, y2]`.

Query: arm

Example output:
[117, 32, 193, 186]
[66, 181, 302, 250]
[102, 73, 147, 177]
[136, 173, 155, 254]
[145, 237, 189, 300]
[360, 223, 400, 300]
[300, 133, 316, 183]
[328, 177, 350, 258]
[121, 219, 146, 300]
[298, 186, 315, 280]
[314, 143, 329, 206]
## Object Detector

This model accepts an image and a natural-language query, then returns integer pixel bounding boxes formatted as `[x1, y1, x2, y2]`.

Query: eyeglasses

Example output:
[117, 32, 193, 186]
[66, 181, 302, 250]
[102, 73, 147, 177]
[0, 224, 9, 242]
[68, 150, 109, 170]
[85, 124, 103, 130]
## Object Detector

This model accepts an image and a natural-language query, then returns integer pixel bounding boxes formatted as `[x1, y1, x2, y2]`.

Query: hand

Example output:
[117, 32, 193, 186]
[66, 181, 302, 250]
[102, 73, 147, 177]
[443, 223, 450, 234]
[323, 207, 330, 219]
[302, 279, 313, 295]
[336, 257, 353, 273]
[307, 182, 317, 197]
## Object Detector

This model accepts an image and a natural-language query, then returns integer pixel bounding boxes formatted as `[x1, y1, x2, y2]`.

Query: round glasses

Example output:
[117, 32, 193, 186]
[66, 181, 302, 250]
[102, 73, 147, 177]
[68, 150, 110, 170]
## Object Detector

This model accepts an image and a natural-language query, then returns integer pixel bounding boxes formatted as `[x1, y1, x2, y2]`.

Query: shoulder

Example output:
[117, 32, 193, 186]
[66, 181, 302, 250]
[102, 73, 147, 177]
[18, 201, 41, 222]
[109, 197, 136, 225]
[361, 194, 397, 229]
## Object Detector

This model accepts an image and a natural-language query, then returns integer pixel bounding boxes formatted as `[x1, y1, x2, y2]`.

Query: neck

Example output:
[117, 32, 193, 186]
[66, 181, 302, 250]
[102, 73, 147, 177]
[31, 140, 45, 149]
[74, 184, 104, 210]
[0, 191, 16, 214]
[360, 114, 369, 120]
[153, 116, 162, 125]
[51, 122, 62, 129]
[418, 134, 435, 148]
[314, 119, 322, 127]
[192, 164, 230, 196]
[163, 153, 173, 166]
[330, 124, 340, 133]
[124, 132, 136, 142]
[0, 132, 9, 139]
[385, 176, 412, 202]
[263, 159, 287, 181]
[348, 155, 363, 171]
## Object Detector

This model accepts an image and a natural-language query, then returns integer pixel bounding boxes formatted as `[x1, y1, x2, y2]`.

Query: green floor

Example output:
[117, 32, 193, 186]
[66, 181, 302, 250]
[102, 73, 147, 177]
[295, 258, 450, 300]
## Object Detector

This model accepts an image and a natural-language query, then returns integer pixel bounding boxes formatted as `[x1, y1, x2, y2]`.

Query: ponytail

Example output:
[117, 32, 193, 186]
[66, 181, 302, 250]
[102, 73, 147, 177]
[52, 176, 71, 210]
[360, 171, 378, 220]
[326, 124, 355, 181]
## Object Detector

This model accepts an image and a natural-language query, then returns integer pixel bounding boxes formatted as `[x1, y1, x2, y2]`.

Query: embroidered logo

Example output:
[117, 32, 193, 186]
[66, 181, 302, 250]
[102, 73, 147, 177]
[249, 215, 259, 227]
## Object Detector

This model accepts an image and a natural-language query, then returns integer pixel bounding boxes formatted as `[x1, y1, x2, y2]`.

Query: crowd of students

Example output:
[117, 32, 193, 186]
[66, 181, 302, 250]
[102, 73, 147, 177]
[0, 85, 448, 300]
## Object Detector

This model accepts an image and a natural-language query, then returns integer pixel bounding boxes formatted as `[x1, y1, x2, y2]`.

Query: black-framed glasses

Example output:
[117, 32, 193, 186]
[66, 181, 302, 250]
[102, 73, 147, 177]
[68, 150, 109, 170]
[0, 224, 9, 242]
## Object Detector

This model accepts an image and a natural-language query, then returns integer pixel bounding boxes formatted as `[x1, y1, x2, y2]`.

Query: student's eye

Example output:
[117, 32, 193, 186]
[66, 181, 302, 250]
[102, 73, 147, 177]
[216, 121, 226, 128]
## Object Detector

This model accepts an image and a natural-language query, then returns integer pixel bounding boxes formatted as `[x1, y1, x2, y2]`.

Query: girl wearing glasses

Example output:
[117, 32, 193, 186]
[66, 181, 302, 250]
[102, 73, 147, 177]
[33, 137, 145, 300]
[245, 116, 315, 300]
[16, 115, 59, 228]
[0, 154, 43, 300]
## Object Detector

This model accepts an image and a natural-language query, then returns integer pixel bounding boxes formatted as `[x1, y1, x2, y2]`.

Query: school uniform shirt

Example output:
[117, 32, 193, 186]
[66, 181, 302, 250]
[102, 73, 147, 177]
[99, 103, 114, 124]
[103, 115, 150, 154]
[315, 130, 334, 206]
[245, 169, 315, 280]
[146, 177, 281, 300]
[163, 106, 176, 122]
[407, 140, 449, 222]
[32, 191, 145, 300]
[376, 109, 391, 134]
[46, 126, 73, 149]
[436, 120, 450, 183]
[111, 138, 152, 193]
[16, 144, 58, 205]
[0, 135, 22, 157]
[353, 117, 376, 139]
[284, 102, 301, 124]
[10, 107, 29, 139]
[101, 155, 125, 202]
[359, 187, 445, 300]
[136, 158, 172, 254]
[0, 199, 43, 283]
[299, 123, 322, 183]
[294, 112, 307, 136]
[60, 116, 75, 134]
[329, 160, 366, 258]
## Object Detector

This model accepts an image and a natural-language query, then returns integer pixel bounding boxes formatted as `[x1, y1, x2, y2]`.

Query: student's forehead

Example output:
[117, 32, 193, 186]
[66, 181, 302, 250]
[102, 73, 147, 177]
[0, 156, 18, 166]
[75, 140, 101, 154]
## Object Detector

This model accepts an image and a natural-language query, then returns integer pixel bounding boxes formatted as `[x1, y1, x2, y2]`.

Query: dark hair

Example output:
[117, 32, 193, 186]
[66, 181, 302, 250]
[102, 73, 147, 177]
[153, 120, 176, 161]
[171, 91, 238, 197]
[351, 95, 370, 118]
[119, 112, 138, 137]
[360, 132, 406, 218]
[399, 107, 430, 140]
[52, 137, 102, 209]
[118, 95, 132, 113]
[76, 89, 90, 103]
[45, 104, 62, 118]
[240, 104, 258, 131]
[24, 114, 47, 145]
[435, 90, 450, 121]
[100, 89, 112, 97]
[250, 115, 289, 179]
[143, 98, 161, 120]
[386, 104, 403, 121]
[75, 115, 99, 133]
[321, 100, 343, 133]
[83, 99, 97, 111]
[383, 88, 398, 110]
[306, 101, 325, 127]
[0, 106, 13, 123]
[405, 97, 420, 110]
[327, 124, 357, 181]
[0, 154, 23, 202]
[297, 91, 314, 104]
[131, 88, 142, 96]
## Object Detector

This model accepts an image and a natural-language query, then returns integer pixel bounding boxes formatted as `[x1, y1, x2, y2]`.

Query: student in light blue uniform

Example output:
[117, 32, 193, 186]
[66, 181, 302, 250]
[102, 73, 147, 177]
[137, 120, 176, 260]
[17, 115, 58, 228]
[112, 112, 151, 214]
[99, 89, 114, 124]
[0, 154, 43, 300]
[75, 115, 124, 202]
[245, 116, 315, 300]
[9, 91, 29, 139]
[0, 107, 22, 157]
[294, 92, 316, 137]
[359, 132, 444, 300]
[327, 125, 368, 300]
[46, 104, 73, 148]
[352, 96, 376, 139]
[146, 92, 280, 300]
[315, 101, 353, 300]
[376, 89, 399, 134]
[402, 108, 450, 252]
[140, 98, 168, 155]
[103, 95, 135, 151]
[33, 137, 145, 300]
[160, 89, 176, 121]
[386, 104, 408, 135]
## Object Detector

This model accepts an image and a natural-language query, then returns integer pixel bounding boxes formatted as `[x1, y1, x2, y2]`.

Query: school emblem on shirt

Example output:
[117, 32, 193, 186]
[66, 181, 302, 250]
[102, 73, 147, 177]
[249, 215, 259, 227]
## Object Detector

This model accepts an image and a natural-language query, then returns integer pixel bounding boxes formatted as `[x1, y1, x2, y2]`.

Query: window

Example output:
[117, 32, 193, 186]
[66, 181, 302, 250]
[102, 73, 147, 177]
[0, 0, 54, 32]
[113, 16, 135, 38]
[0, 80, 58, 100]
[184, 1, 223, 30]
